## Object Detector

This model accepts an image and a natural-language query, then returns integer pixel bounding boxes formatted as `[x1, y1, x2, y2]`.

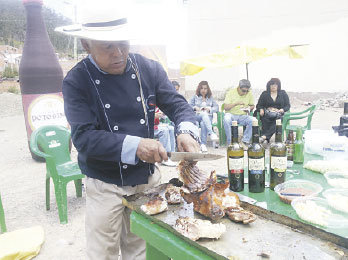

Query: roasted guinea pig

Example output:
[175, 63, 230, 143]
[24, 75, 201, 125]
[178, 160, 215, 193]
[140, 195, 168, 215]
[165, 184, 182, 204]
[179, 161, 256, 223]
[181, 181, 240, 221]
[174, 217, 226, 241]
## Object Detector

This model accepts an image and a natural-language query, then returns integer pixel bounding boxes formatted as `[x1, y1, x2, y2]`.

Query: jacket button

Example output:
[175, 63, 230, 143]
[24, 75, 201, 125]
[105, 104, 110, 108]
[95, 79, 100, 84]
[137, 96, 141, 102]
[131, 74, 136, 79]
[140, 119, 145, 124]
[122, 165, 128, 169]
[113, 125, 118, 131]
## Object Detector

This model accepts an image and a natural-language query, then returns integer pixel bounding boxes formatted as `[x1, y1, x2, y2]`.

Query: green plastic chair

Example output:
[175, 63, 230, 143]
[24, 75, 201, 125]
[282, 104, 318, 139]
[0, 192, 6, 233]
[30, 125, 84, 224]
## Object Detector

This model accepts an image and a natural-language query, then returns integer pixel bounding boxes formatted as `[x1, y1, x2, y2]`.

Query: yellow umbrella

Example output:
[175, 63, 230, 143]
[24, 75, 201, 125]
[180, 45, 308, 79]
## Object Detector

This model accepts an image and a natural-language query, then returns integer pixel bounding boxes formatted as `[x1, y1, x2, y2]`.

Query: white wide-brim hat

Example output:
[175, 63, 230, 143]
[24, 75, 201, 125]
[55, 1, 134, 42]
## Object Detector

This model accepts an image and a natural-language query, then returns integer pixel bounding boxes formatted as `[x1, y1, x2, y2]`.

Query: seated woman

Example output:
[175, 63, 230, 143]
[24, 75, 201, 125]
[189, 81, 219, 152]
[256, 78, 290, 144]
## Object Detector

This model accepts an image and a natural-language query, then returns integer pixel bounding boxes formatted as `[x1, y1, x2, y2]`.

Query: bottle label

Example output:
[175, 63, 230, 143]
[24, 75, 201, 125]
[248, 158, 264, 174]
[229, 157, 244, 174]
[22, 93, 68, 138]
[271, 156, 287, 172]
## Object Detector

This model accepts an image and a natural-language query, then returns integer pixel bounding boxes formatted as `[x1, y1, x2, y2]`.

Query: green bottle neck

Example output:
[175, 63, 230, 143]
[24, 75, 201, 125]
[252, 126, 259, 143]
[231, 126, 238, 143]
[275, 125, 282, 142]
[296, 129, 303, 141]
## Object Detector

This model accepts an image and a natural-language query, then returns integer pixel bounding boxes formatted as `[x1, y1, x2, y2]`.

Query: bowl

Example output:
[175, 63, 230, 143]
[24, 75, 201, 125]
[291, 197, 348, 228]
[274, 179, 323, 204]
[322, 188, 348, 214]
[324, 172, 348, 189]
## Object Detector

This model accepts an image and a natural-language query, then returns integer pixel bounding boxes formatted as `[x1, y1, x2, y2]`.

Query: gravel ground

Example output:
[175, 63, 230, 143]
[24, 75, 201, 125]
[0, 92, 342, 259]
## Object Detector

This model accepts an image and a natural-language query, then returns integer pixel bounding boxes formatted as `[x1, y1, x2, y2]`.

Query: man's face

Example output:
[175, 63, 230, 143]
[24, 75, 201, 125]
[238, 86, 249, 96]
[82, 40, 130, 75]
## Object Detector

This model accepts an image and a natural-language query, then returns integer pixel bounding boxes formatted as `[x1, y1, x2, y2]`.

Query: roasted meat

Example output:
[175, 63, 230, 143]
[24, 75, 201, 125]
[165, 184, 182, 204]
[181, 182, 226, 220]
[140, 195, 168, 215]
[178, 160, 215, 193]
[178, 161, 256, 223]
[225, 207, 257, 224]
[174, 217, 226, 241]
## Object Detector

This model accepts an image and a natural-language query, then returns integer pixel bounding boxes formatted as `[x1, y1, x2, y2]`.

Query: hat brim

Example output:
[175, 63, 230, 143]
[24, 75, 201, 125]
[55, 23, 135, 42]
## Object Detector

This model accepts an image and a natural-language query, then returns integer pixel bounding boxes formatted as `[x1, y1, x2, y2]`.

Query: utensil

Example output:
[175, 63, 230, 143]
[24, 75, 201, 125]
[280, 193, 305, 196]
[167, 152, 224, 162]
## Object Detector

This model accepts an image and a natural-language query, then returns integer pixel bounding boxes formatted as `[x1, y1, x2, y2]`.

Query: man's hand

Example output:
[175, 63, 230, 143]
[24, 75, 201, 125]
[177, 134, 200, 153]
[279, 108, 284, 114]
[136, 138, 168, 164]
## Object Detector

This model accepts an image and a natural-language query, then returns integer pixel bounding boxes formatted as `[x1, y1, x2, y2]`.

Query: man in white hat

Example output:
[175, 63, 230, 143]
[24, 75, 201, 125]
[56, 3, 200, 259]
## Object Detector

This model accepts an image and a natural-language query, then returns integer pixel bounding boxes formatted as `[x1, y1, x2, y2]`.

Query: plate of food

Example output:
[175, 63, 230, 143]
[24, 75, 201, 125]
[291, 197, 348, 228]
[322, 188, 348, 214]
[324, 172, 348, 188]
[274, 179, 322, 204]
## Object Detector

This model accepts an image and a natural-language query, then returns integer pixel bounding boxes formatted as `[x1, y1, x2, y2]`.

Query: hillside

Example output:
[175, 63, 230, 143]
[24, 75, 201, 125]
[0, 0, 74, 54]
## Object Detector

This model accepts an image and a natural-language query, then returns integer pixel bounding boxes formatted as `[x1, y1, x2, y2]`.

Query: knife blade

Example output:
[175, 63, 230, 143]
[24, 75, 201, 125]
[167, 152, 224, 162]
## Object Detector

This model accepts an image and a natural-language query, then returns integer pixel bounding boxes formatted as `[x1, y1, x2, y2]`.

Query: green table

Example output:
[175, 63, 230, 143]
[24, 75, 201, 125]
[239, 152, 348, 239]
[127, 153, 348, 259]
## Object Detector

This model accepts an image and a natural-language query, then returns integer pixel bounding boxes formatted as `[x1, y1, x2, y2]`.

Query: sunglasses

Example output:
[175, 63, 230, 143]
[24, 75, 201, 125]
[241, 88, 249, 93]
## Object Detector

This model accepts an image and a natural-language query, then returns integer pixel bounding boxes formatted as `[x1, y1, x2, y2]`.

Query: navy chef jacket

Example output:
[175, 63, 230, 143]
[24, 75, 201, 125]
[62, 53, 197, 186]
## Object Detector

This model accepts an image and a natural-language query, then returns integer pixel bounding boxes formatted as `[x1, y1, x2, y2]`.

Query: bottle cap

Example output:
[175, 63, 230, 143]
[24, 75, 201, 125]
[23, 0, 43, 5]
[232, 121, 238, 126]
[252, 118, 258, 126]
[276, 119, 281, 125]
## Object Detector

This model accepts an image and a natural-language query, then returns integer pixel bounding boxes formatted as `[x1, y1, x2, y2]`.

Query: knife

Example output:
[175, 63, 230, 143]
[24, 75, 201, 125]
[167, 152, 224, 162]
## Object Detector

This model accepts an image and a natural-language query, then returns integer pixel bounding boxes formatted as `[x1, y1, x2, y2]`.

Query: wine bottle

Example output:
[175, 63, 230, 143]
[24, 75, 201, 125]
[248, 119, 265, 193]
[293, 128, 304, 164]
[270, 119, 287, 190]
[19, 0, 68, 161]
[227, 121, 244, 191]
[285, 130, 295, 161]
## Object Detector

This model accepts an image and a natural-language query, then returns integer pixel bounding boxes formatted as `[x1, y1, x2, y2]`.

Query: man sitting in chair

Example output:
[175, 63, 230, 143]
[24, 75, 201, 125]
[223, 79, 254, 149]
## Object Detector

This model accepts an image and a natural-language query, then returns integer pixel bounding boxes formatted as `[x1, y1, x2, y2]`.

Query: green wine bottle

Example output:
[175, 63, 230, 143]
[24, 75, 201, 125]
[270, 119, 287, 190]
[227, 121, 244, 191]
[248, 119, 265, 193]
[294, 128, 304, 164]
[285, 130, 295, 161]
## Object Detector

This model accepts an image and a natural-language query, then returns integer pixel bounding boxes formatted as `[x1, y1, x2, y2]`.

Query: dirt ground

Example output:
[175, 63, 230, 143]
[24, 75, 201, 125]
[0, 92, 343, 259]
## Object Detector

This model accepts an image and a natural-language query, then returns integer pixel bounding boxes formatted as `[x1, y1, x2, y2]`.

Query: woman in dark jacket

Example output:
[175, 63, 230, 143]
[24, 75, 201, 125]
[256, 78, 290, 143]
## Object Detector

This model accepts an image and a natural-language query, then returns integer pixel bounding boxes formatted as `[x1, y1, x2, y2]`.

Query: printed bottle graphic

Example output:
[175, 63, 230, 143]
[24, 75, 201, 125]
[19, 0, 68, 160]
